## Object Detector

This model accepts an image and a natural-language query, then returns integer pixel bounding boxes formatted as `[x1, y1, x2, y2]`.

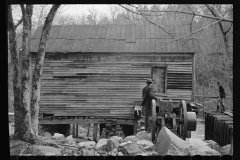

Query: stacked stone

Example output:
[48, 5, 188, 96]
[100, 121, 125, 139]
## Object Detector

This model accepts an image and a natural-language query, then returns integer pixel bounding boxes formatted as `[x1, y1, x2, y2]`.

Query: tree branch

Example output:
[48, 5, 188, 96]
[14, 18, 23, 29]
[137, 8, 233, 23]
[159, 20, 222, 51]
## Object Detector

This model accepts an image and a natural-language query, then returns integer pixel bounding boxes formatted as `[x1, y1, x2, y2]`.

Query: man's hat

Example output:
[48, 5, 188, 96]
[146, 79, 153, 83]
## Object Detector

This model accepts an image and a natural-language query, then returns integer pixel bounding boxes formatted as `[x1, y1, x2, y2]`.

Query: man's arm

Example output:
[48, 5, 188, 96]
[149, 88, 159, 100]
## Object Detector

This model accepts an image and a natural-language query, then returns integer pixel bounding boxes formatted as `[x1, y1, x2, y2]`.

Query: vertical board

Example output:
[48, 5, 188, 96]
[152, 67, 166, 93]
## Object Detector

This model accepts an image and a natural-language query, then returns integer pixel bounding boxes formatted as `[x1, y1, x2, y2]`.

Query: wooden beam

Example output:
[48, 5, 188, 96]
[93, 123, 98, 142]
[191, 53, 195, 101]
[39, 118, 134, 125]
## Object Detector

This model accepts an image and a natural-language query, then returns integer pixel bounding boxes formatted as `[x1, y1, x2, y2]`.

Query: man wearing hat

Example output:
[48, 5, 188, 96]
[141, 79, 161, 132]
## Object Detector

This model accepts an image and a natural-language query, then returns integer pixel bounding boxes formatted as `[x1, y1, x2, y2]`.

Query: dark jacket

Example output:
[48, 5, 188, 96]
[219, 85, 226, 98]
[141, 85, 158, 110]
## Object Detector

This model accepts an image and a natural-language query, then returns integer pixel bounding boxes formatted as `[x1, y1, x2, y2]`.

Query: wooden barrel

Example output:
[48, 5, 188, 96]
[204, 110, 233, 147]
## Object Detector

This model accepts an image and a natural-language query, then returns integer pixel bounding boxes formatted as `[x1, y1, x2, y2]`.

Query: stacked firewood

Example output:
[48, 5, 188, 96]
[100, 121, 125, 139]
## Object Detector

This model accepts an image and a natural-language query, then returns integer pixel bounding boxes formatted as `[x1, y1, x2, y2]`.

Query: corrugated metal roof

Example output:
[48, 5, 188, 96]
[30, 23, 200, 53]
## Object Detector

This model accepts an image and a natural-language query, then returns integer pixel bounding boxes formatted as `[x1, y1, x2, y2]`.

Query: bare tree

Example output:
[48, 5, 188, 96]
[119, 4, 233, 108]
[8, 4, 61, 142]
[109, 5, 120, 23]
[87, 7, 103, 25]
[30, 4, 61, 136]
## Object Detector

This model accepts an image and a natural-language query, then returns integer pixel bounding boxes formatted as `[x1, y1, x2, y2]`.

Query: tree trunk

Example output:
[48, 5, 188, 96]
[8, 35, 14, 113]
[30, 5, 60, 135]
[8, 6, 22, 139]
[18, 4, 36, 143]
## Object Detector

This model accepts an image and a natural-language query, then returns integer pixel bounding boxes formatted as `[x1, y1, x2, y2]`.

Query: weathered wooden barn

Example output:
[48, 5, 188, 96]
[30, 24, 200, 133]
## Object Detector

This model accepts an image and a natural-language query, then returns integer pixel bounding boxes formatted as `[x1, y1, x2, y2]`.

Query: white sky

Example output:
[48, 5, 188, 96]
[60, 4, 114, 17]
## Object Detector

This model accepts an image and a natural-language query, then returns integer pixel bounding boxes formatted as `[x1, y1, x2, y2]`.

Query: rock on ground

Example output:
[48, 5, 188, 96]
[31, 145, 61, 156]
[204, 140, 221, 152]
[81, 148, 95, 156]
[155, 126, 190, 155]
[53, 133, 65, 141]
[95, 138, 108, 150]
[186, 138, 221, 156]
[44, 132, 51, 137]
[122, 142, 144, 156]
[109, 136, 123, 143]
[104, 139, 119, 152]
[135, 131, 151, 141]
[78, 141, 96, 148]
[136, 140, 154, 150]
[124, 135, 136, 142]
[65, 135, 74, 144]
[220, 144, 231, 155]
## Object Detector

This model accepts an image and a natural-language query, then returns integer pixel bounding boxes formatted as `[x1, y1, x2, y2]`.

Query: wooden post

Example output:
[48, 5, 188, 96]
[202, 85, 205, 120]
[93, 123, 98, 142]
[229, 128, 233, 155]
[134, 119, 138, 135]
[72, 124, 75, 137]
[192, 53, 195, 102]
[76, 124, 78, 138]
[87, 123, 91, 136]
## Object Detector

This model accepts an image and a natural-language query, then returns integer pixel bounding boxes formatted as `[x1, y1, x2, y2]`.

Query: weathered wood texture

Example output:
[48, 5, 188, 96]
[204, 110, 233, 147]
[32, 53, 193, 119]
[30, 24, 200, 54]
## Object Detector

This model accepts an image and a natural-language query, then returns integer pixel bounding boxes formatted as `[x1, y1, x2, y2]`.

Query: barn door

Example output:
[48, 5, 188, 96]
[151, 67, 167, 93]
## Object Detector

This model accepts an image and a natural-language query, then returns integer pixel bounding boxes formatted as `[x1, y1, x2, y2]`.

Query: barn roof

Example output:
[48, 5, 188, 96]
[30, 24, 200, 53]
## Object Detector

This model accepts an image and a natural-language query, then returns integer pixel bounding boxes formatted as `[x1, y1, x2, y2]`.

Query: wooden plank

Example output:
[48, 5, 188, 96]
[53, 39, 65, 52]
[138, 39, 145, 53]
[76, 26, 84, 40]
[93, 123, 98, 141]
[129, 43, 135, 52]
[115, 25, 122, 40]
[32, 26, 43, 38]
[146, 22, 151, 39]
[30, 39, 39, 52]
[140, 25, 146, 38]
[124, 42, 130, 52]
[154, 25, 161, 38]
[76, 40, 84, 52]
[117, 40, 125, 53]
[95, 39, 105, 52]
[67, 25, 80, 39]
[150, 39, 156, 53]
[79, 25, 90, 40]
[105, 24, 112, 39]
[110, 24, 116, 39]
[134, 39, 140, 53]
[81, 39, 92, 52]
[89, 25, 98, 39]
[145, 39, 151, 52]
[166, 39, 172, 52]
[130, 24, 136, 42]
[96, 25, 103, 38]
[59, 25, 71, 39]
[71, 40, 81, 52]
[92, 39, 100, 52]
[120, 25, 126, 40]
[101, 25, 108, 38]
[66, 25, 76, 39]
[171, 40, 178, 52]
[181, 25, 190, 53]
[175, 25, 183, 53]
[49, 26, 61, 39]
[125, 24, 131, 42]
[150, 23, 155, 39]
[46, 39, 56, 52]
[135, 25, 141, 39]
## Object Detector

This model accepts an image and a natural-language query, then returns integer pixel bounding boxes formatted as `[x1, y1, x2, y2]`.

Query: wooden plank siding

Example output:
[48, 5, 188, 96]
[31, 53, 193, 119]
[30, 24, 198, 119]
